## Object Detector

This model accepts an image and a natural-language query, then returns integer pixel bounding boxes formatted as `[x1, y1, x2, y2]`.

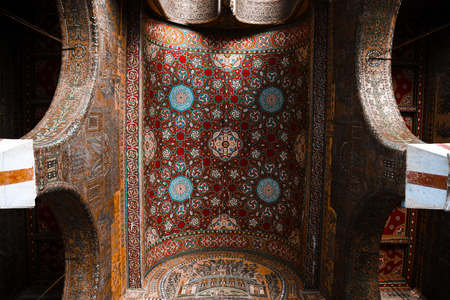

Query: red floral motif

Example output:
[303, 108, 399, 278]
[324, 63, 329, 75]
[199, 234, 249, 248]
[266, 240, 300, 267]
[152, 239, 182, 262]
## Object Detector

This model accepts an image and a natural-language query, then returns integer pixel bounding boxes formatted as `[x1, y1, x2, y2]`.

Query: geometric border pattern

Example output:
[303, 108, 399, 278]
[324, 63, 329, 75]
[305, 2, 328, 290]
[126, 0, 141, 288]
[145, 231, 302, 272]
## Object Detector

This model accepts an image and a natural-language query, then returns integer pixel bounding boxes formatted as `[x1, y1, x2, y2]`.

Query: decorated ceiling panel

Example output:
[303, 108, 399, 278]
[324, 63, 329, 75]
[142, 13, 311, 294]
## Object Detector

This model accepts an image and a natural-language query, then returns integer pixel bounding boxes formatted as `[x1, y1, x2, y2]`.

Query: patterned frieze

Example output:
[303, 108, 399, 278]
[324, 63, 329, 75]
[144, 17, 310, 53]
[145, 231, 302, 270]
[126, 0, 142, 288]
[303, 2, 327, 289]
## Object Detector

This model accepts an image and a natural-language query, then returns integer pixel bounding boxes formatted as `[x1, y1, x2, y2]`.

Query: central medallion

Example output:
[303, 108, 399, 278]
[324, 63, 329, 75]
[208, 127, 243, 161]
[257, 178, 281, 203]
[259, 87, 284, 113]
[169, 84, 194, 112]
[169, 176, 194, 202]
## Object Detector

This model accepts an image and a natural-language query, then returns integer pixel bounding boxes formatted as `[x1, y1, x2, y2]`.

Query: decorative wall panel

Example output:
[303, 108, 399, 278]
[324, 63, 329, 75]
[379, 244, 407, 283]
[381, 206, 408, 243]
[392, 68, 414, 106]
[142, 13, 312, 292]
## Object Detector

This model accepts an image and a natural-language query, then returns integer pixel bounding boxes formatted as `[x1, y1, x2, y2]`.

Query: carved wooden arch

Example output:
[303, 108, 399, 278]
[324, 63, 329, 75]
[38, 186, 100, 299]
[344, 191, 402, 300]
[355, 0, 421, 150]
[344, 0, 424, 298]
[23, 0, 99, 147]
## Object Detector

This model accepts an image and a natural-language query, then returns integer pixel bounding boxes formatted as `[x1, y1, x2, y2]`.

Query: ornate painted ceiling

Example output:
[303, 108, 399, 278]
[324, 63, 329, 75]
[125, 1, 328, 296]
[142, 14, 310, 270]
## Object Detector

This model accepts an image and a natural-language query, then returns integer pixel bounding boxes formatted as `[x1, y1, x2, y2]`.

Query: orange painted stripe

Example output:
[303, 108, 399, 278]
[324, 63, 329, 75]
[437, 144, 450, 152]
[0, 168, 34, 186]
[407, 170, 447, 190]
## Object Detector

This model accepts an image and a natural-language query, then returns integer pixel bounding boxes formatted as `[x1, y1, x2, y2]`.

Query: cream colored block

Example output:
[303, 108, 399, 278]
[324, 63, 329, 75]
[0, 139, 36, 209]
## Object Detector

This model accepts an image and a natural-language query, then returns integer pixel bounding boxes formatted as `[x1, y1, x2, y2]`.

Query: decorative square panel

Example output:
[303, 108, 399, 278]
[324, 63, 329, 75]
[379, 244, 407, 283]
[382, 205, 408, 243]
[392, 68, 415, 106]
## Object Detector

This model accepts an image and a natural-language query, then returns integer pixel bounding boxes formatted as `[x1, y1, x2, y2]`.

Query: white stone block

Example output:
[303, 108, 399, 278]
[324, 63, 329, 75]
[0, 139, 36, 209]
[405, 143, 450, 211]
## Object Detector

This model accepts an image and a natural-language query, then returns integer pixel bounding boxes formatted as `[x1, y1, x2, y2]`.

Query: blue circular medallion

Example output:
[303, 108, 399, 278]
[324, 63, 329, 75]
[259, 87, 284, 113]
[256, 178, 281, 203]
[169, 176, 194, 202]
[169, 84, 194, 112]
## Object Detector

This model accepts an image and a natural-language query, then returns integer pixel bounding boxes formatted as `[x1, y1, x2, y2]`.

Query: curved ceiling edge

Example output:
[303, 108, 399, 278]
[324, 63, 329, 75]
[158, 0, 219, 25]
[234, 0, 298, 25]
[146, 0, 310, 30]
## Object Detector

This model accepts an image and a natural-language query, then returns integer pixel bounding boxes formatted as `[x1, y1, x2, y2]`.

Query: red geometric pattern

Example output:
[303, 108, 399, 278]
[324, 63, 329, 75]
[382, 206, 407, 241]
[149, 239, 183, 263]
[392, 67, 414, 106]
[266, 240, 299, 266]
[199, 234, 250, 249]
[124, 3, 330, 291]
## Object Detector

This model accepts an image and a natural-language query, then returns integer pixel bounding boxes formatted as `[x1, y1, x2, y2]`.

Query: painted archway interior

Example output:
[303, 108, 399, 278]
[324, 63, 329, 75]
[140, 6, 316, 298]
